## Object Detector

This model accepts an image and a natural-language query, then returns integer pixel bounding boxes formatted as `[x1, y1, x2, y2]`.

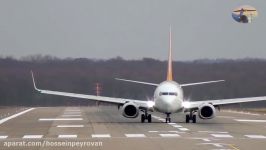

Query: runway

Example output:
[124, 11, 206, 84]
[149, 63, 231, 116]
[0, 106, 266, 150]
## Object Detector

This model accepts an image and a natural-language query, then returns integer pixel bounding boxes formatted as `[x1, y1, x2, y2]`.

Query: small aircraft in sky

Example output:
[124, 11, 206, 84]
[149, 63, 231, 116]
[232, 5, 258, 23]
[31, 27, 266, 123]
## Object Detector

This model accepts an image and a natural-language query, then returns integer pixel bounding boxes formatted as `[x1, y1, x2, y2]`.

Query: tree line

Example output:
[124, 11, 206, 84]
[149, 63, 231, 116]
[1, 55, 266, 108]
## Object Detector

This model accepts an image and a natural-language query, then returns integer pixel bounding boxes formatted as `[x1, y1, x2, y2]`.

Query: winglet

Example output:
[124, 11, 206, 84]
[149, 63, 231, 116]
[31, 70, 40, 91]
[167, 25, 173, 81]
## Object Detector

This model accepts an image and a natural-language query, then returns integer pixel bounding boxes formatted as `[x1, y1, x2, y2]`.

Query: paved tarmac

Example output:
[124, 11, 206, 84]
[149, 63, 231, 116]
[0, 106, 266, 150]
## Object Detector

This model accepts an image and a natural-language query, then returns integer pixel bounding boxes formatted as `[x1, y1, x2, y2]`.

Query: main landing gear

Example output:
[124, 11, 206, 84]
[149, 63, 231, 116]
[186, 111, 196, 123]
[141, 111, 152, 123]
[165, 113, 171, 123]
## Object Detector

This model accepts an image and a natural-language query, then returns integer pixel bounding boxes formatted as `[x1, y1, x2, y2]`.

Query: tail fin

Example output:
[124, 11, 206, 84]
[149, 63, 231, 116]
[167, 25, 173, 81]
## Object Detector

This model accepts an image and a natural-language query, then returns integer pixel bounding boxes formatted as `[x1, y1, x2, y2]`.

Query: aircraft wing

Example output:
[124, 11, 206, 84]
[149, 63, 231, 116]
[31, 71, 152, 108]
[180, 80, 225, 87]
[184, 96, 266, 109]
[234, 9, 257, 12]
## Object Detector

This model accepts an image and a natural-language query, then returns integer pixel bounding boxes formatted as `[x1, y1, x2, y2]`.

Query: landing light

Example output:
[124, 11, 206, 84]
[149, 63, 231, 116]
[182, 101, 191, 108]
[147, 101, 155, 108]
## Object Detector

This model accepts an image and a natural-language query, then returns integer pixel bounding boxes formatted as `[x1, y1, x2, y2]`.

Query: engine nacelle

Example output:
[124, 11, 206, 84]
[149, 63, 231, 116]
[198, 104, 216, 119]
[121, 102, 139, 118]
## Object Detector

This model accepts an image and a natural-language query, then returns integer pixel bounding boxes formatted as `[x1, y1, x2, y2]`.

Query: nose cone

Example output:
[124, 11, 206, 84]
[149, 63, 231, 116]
[155, 97, 182, 113]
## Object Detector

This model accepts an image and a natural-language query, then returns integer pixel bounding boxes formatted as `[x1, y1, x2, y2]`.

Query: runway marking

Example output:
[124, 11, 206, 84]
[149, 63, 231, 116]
[148, 131, 185, 134]
[211, 134, 233, 138]
[167, 123, 176, 125]
[234, 119, 266, 123]
[245, 135, 266, 139]
[192, 138, 211, 142]
[23, 135, 43, 139]
[65, 109, 80, 111]
[61, 115, 81, 117]
[159, 134, 180, 137]
[172, 125, 183, 128]
[198, 143, 224, 148]
[57, 125, 84, 128]
[198, 131, 229, 134]
[58, 135, 77, 138]
[92, 134, 111, 138]
[168, 131, 184, 133]
[148, 131, 159, 133]
[0, 136, 8, 139]
[202, 139, 211, 142]
[224, 110, 261, 116]
[178, 128, 189, 131]
[0, 108, 35, 125]
[125, 134, 146, 138]
[39, 118, 83, 121]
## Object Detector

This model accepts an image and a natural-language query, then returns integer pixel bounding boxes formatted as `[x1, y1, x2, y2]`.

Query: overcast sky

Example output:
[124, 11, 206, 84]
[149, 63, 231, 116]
[0, 0, 265, 61]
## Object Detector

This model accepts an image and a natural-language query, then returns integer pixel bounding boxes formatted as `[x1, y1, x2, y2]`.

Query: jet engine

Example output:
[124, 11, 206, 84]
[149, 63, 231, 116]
[121, 102, 139, 118]
[198, 104, 216, 119]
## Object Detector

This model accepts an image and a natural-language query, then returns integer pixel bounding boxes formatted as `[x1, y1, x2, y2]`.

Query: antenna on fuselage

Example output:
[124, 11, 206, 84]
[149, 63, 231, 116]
[166, 25, 173, 81]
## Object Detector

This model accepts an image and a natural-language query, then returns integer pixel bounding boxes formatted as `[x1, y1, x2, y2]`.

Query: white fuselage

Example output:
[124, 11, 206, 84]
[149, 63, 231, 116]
[154, 81, 184, 113]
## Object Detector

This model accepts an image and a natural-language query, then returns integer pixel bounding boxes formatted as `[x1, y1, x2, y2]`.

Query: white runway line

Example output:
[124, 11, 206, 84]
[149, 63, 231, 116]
[178, 128, 189, 131]
[198, 143, 224, 148]
[245, 135, 266, 139]
[39, 118, 83, 121]
[211, 134, 233, 138]
[125, 134, 146, 138]
[0, 108, 35, 125]
[193, 138, 211, 142]
[65, 109, 80, 111]
[92, 134, 111, 138]
[234, 119, 266, 123]
[198, 131, 229, 134]
[58, 135, 77, 138]
[168, 131, 185, 133]
[172, 125, 183, 128]
[57, 125, 84, 128]
[0, 136, 8, 139]
[167, 123, 176, 125]
[61, 115, 81, 117]
[225, 110, 261, 116]
[63, 112, 81, 115]
[202, 139, 211, 142]
[23, 135, 43, 139]
[159, 134, 180, 137]
[148, 131, 159, 133]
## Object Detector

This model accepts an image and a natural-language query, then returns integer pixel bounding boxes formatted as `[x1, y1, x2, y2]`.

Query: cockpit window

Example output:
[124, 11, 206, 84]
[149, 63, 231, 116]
[159, 92, 168, 96]
[159, 92, 177, 96]
[169, 92, 177, 96]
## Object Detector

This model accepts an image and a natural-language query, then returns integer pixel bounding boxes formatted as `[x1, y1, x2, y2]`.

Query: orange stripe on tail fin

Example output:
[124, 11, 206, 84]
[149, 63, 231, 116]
[167, 25, 173, 81]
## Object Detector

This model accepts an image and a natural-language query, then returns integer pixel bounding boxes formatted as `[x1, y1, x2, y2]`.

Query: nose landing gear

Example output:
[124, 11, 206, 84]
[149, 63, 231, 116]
[165, 113, 171, 123]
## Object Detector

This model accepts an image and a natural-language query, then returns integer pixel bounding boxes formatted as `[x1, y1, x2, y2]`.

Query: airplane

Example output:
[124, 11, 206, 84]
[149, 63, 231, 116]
[233, 8, 257, 23]
[31, 27, 266, 123]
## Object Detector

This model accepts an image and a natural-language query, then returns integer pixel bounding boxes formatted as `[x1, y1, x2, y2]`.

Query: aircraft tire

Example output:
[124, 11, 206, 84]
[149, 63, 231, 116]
[186, 115, 190, 123]
[147, 114, 152, 123]
[141, 114, 145, 123]
[192, 115, 196, 123]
